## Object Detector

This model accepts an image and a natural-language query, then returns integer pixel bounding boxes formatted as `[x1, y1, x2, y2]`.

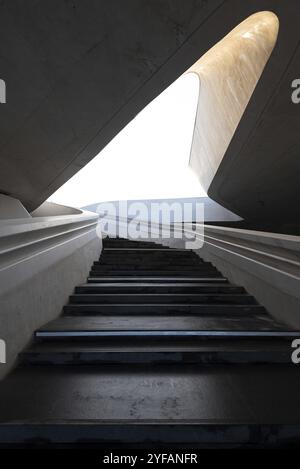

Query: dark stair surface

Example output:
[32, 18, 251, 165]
[1, 236, 300, 448]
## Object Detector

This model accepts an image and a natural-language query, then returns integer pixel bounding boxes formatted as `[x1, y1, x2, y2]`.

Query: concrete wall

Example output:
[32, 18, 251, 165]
[195, 226, 300, 329]
[31, 201, 82, 217]
[0, 211, 101, 380]
[0, 194, 30, 220]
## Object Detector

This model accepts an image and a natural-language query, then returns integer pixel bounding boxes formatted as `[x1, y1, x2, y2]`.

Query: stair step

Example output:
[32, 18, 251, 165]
[100, 249, 196, 256]
[91, 264, 216, 271]
[63, 303, 267, 315]
[75, 283, 244, 294]
[69, 293, 258, 305]
[100, 248, 201, 261]
[35, 330, 300, 342]
[97, 260, 203, 267]
[103, 241, 170, 249]
[87, 276, 228, 283]
[0, 364, 300, 446]
[37, 314, 286, 335]
[20, 339, 293, 365]
[103, 248, 189, 252]
[89, 270, 220, 277]
[98, 260, 202, 266]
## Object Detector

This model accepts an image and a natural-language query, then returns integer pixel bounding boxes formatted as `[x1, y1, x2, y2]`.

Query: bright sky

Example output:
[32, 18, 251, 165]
[48, 73, 206, 208]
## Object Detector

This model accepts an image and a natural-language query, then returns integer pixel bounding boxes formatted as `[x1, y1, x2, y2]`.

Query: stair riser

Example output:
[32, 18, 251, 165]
[1, 423, 298, 447]
[89, 271, 220, 277]
[100, 250, 196, 257]
[91, 264, 216, 271]
[87, 277, 228, 283]
[75, 286, 244, 294]
[35, 331, 298, 341]
[103, 239, 161, 243]
[20, 350, 291, 365]
[63, 304, 265, 315]
[69, 294, 257, 305]
[64, 304, 266, 317]
[103, 244, 169, 249]
[97, 259, 202, 266]
[100, 248, 202, 254]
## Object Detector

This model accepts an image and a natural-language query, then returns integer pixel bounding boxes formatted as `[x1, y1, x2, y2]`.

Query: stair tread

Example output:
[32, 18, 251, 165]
[64, 304, 267, 315]
[89, 271, 220, 276]
[23, 339, 293, 353]
[69, 293, 258, 305]
[102, 247, 174, 250]
[79, 282, 234, 287]
[0, 365, 300, 424]
[87, 277, 228, 282]
[76, 284, 243, 294]
[100, 250, 197, 255]
[38, 315, 288, 332]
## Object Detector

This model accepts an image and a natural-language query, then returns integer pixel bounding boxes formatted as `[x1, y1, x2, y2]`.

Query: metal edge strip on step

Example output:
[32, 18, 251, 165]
[35, 330, 300, 338]
[78, 283, 240, 288]
[63, 303, 265, 309]
[87, 276, 228, 279]
[101, 248, 191, 250]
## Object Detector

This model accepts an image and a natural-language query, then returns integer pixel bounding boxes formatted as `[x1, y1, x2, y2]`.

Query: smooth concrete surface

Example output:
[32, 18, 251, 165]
[0, 210, 101, 380]
[189, 12, 278, 194]
[31, 201, 82, 217]
[195, 225, 300, 328]
[0, 194, 30, 220]
[40, 315, 280, 332]
[207, 5, 300, 224]
[0, 1, 299, 227]
[1, 364, 300, 423]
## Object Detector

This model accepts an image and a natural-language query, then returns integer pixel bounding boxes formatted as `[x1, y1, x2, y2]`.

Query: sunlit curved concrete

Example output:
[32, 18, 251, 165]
[188, 11, 279, 194]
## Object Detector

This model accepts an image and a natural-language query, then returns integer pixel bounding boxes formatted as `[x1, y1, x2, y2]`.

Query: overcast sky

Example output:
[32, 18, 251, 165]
[48, 73, 206, 208]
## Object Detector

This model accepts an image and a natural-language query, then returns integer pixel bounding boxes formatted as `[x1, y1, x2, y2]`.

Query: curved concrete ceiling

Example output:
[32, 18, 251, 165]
[0, 0, 226, 211]
[0, 0, 299, 225]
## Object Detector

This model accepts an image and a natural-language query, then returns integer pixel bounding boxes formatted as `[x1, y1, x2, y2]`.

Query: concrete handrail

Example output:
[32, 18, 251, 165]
[198, 225, 300, 300]
[0, 211, 98, 273]
[110, 214, 300, 273]
[0, 209, 101, 378]
[0, 210, 99, 289]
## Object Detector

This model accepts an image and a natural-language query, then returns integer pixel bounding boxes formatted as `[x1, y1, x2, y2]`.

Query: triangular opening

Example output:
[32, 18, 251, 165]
[48, 73, 205, 208]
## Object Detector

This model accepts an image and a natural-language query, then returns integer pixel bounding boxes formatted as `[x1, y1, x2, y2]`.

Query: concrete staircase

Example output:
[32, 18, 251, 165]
[0, 237, 300, 448]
